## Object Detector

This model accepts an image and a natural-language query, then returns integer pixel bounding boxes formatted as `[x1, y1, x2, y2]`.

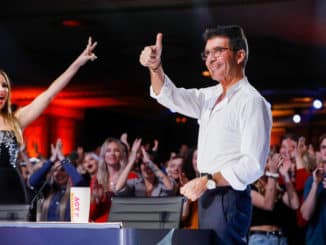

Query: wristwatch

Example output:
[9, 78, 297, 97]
[203, 173, 217, 190]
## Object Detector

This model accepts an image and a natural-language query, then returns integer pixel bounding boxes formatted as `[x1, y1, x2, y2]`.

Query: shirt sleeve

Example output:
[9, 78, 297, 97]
[116, 179, 136, 197]
[61, 159, 85, 186]
[28, 160, 53, 188]
[150, 75, 204, 119]
[303, 177, 313, 200]
[159, 177, 177, 196]
[221, 96, 272, 190]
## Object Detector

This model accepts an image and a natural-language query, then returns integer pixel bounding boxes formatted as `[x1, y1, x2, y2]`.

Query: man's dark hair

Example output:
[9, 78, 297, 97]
[203, 25, 249, 67]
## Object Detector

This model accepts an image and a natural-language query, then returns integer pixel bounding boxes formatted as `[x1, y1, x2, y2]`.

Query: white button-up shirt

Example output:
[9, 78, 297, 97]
[150, 75, 272, 190]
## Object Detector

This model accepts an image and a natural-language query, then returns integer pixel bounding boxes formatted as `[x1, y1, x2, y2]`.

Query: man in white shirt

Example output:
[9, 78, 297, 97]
[140, 25, 272, 244]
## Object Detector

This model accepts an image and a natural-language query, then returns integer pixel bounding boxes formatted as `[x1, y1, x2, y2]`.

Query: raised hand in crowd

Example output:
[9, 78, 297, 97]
[120, 132, 130, 152]
[115, 138, 142, 192]
[279, 158, 300, 210]
[152, 139, 159, 152]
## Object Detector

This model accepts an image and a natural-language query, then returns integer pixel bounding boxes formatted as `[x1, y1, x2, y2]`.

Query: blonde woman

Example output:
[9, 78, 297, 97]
[0, 38, 97, 204]
[89, 137, 132, 222]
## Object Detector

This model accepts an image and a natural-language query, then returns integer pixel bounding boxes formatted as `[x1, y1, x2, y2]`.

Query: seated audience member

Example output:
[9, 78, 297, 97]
[166, 153, 201, 227]
[166, 155, 185, 192]
[178, 144, 190, 159]
[115, 144, 175, 197]
[81, 151, 99, 185]
[249, 152, 299, 245]
[119, 133, 140, 179]
[120, 132, 159, 178]
[279, 133, 312, 244]
[300, 134, 326, 245]
[180, 148, 199, 229]
[89, 137, 139, 222]
[292, 136, 316, 244]
[29, 139, 85, 221]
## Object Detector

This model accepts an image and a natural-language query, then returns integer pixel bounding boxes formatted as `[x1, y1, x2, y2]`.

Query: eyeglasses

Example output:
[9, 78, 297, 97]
[201, 46, 233, 61]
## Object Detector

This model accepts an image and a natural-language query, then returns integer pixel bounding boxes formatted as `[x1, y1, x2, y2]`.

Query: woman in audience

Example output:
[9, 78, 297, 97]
[115, 145, 175, 197]
[249, 152, 300, 245]
[279, 134, 313, 244]
[89, 137, 140, 222]
[290, 136, 316, 244]
[166, 155, 185, 193]
[29, 139, 85, 221]
[81, 151, 99, 184]
[180, 148, 199, 229]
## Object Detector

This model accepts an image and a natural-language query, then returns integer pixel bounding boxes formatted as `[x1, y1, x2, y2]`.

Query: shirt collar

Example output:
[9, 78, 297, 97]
[217, 76, 248, 102]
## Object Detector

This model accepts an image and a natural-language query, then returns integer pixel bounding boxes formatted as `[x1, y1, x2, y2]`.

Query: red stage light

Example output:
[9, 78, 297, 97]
[62, 20, 81, 27]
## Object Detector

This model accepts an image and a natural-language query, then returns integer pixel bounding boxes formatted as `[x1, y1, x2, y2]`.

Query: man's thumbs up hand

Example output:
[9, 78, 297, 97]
[140, 33, 163, 72]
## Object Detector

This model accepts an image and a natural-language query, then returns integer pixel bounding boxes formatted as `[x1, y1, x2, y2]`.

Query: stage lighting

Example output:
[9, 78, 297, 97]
[313, 99, 323, 109]
[292, 114, 301, 124]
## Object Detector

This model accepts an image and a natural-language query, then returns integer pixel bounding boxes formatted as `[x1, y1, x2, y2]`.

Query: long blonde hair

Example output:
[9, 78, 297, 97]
[0, 70, 23, 145]
[96, 137, 127, 192]
[38, 174, 72, 221]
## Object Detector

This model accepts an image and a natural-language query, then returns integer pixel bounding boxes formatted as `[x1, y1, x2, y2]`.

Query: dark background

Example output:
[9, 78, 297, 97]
[2, 0, 326, 155]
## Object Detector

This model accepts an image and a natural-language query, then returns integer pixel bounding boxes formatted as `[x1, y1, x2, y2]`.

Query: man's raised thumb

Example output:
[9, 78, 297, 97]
[155, 33, 163, 52]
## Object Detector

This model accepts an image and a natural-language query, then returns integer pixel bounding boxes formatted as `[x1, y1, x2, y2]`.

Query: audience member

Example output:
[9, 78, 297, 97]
[115, 144, 175, 197]
[29, 139, 85, 221]
[249, 152, 299, 245]
[89, 137, 135, 222]
[300, 134, 326, 245]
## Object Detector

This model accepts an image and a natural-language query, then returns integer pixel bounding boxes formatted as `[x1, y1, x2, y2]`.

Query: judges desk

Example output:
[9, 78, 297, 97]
[0, 222, 214, 245]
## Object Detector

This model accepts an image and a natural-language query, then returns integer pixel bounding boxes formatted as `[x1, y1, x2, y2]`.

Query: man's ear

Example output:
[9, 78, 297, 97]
[236, 49, 246, 65]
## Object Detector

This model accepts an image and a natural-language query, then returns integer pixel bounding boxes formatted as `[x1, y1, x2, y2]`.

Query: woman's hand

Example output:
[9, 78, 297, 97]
[50, 143, 57, 162]
[312, 166, 324, 184]
[152, 139, 159, 152]
[56, 138, 65, 161]
[128, 138, 142, 164]
[141, 146, 151, 163]
[268, 153, 282, 173]
[74, 37, 98, 67]
[120, 132, 130, 151]
[279, 158, 291, 176]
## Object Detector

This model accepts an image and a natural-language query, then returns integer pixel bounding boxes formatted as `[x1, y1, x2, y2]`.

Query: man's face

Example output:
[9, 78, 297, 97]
[204, 36, 237, 82]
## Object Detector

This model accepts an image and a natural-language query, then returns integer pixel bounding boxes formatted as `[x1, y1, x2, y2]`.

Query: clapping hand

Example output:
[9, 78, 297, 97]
[128, 138, 142, 164]
[268, 153, 282, 173]
[120, 132, 130, 152]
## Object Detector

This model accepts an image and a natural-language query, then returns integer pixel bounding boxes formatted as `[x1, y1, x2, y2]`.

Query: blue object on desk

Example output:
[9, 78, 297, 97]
[0, 222, 213, 245]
